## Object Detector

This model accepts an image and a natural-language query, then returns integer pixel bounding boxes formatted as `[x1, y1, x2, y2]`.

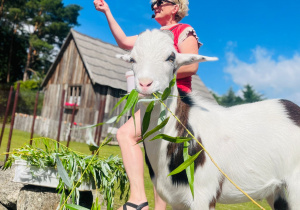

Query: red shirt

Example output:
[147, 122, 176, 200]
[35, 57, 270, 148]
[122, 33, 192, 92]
[165, 24, 201, 93]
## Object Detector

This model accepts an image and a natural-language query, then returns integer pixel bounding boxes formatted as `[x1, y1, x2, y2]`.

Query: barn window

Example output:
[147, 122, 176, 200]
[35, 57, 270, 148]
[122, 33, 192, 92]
[67, 85, 81, 106]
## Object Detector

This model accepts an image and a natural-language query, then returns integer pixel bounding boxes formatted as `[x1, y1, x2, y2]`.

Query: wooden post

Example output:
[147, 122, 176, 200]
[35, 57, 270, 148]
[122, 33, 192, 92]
[0, 86, 13, 147]
[29, 91, 39, 145]
[57, 89, 65, 144]
[66, 99, 77, 147]
[96, 95, 107, 146]
[5, 83, 20, 162]
[94, 95, 102, 143]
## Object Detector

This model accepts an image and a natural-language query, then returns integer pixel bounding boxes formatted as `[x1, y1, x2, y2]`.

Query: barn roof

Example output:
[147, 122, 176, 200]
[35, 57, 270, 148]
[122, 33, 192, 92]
[42, 29, 215, 102]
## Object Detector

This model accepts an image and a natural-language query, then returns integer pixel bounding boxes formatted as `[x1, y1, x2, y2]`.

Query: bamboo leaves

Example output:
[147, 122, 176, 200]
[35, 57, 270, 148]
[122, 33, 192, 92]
[149, 133, 200, 198]
[65, 204, 90, 210]
[168, 150, 202, 178]
[5, 138, 129, 210]
[150, 134, 192, 143]
[141, 101, 155, 137]
[117, 89, 139, 123]
[56, 154, 73, 190]
[183, 142, 195, 198]
[143, 117, 170, 140]
[161, 74, 176, 101]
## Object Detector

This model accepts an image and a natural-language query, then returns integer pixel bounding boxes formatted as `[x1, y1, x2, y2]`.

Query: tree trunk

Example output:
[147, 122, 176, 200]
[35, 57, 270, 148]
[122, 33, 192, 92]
[23, 46, 33, 82]
[7, 34, 13, 83]
[7, 17, 18, 83]
[23, 12, 41, 82]
[0, 0, 4, 18]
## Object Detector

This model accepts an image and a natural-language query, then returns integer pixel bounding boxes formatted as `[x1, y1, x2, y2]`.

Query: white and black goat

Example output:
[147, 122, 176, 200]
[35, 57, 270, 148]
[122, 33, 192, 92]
[117, 29, 300, 210]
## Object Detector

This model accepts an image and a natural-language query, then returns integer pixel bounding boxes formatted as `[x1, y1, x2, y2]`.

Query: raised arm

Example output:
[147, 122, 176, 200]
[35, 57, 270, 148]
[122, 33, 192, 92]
[94, 0, 138, 50]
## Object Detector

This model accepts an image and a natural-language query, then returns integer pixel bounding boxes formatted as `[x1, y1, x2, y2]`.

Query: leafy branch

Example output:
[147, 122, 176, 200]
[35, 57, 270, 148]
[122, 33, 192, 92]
[3, 138, 129, 210]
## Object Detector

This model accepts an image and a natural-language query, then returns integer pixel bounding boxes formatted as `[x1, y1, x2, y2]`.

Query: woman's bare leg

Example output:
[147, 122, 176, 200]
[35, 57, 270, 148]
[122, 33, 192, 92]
[117, 110, 166, 210]
[117, 110, 148, 210]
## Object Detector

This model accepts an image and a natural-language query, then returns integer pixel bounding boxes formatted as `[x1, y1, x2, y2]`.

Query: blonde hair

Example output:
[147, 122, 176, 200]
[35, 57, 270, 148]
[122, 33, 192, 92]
[151, 0, 189, 22]
[173, 0, 189, 22]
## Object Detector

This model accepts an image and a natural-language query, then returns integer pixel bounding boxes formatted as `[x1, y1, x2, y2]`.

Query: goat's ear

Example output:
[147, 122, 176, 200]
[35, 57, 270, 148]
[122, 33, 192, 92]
[116, 54, 132, 63]
[176, 53, 218, 67]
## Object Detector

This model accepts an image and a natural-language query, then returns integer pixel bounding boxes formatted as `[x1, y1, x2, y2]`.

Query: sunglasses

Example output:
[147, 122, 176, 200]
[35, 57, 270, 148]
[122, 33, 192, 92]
[151, 0, 176, 11]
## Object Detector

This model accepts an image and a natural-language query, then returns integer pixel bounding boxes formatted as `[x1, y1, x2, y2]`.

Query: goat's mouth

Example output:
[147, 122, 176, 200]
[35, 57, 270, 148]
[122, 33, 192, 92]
[138, 92, 153, 99]
[136, 87, 158, 98]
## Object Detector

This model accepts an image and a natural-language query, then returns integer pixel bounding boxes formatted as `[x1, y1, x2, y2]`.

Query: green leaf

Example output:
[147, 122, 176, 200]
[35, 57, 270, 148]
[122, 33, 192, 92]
[65, 204, 90, 210]
[142, 101, 155, 136]
[143, 117, 170, 140]
[55, 154, 73, 190]
[158, 103, 166, 125]
[168, 150, 202, 177]
[138, 98, 160, 103]
[72, 116, 118, 131]
[105, 116, 118, 124]
[169, 74, 176, 88]
[161, 75, 176, 101]
[2, 158, 13, 170]
[91, 197, 102, 210]
[161, 87, 171, 101]
[131, 96, 139, 134]
[102, 137, 113, 147]
[117, 89, 139, 123]
[150, 134, 192, 143]
[89, 145, 99, 152]
[110, 93, 128, 115]
[184, 141, 194, 198]
[71, 116, 117, 131]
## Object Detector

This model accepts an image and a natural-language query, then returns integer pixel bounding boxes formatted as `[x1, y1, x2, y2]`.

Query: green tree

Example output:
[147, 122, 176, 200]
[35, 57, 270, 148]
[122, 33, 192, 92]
[242, 84, 264, 103]
[13, 76, 44, 116]
[22, 0, 81, 81]
[0, 0, 81, 83]
[0, 0, 28, 83]
[213, 85, 265, 107]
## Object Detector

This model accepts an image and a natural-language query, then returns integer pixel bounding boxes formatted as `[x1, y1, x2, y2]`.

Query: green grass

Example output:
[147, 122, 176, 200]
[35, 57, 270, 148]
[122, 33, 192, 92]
[0, 127, 271, 209]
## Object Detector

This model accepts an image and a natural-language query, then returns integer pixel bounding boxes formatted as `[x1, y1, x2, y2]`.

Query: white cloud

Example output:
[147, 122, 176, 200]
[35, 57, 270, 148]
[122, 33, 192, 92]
[224, 46, 300, 105]
[23, 23, 35, 34]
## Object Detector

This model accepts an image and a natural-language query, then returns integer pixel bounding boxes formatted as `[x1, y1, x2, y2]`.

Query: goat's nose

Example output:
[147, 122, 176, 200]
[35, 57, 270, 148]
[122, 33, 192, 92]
[139, 78, 153, 88]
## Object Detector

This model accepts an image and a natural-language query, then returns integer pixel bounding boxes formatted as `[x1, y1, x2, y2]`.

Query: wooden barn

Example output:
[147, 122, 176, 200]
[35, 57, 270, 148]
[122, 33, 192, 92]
[14, 29, 216, 144]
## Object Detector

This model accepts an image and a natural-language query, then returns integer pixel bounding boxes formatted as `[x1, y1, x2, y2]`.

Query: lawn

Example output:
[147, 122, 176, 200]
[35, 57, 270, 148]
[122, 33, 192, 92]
[0, 127, 271, 209]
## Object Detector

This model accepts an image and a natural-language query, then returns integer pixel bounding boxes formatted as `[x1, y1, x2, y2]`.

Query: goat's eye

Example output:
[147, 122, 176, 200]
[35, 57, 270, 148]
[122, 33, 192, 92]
[166, 52, 175, 63]
[129, 58, 136, 64]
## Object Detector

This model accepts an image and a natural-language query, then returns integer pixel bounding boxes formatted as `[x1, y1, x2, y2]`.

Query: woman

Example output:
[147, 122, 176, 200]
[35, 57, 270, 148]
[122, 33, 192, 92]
[94, 0, 202, 209]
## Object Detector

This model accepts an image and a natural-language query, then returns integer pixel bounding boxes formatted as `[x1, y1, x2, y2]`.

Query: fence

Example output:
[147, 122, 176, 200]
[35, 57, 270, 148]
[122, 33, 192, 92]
[0, 84, 44, 122]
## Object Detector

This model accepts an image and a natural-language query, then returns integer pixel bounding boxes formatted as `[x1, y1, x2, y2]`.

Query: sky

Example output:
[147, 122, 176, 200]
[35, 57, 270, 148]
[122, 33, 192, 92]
[62, 0, 300, 105]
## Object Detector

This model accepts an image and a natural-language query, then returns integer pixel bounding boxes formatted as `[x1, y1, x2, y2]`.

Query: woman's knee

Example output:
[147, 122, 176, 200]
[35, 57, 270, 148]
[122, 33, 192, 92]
[116, 126, 127, 143]
[116, 123, 141, 145]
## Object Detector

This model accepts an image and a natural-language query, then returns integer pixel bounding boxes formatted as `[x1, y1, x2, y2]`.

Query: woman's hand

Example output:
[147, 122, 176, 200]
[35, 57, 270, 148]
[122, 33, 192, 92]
[93, 0, 137, 50]
[94, 0, 110, 14]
